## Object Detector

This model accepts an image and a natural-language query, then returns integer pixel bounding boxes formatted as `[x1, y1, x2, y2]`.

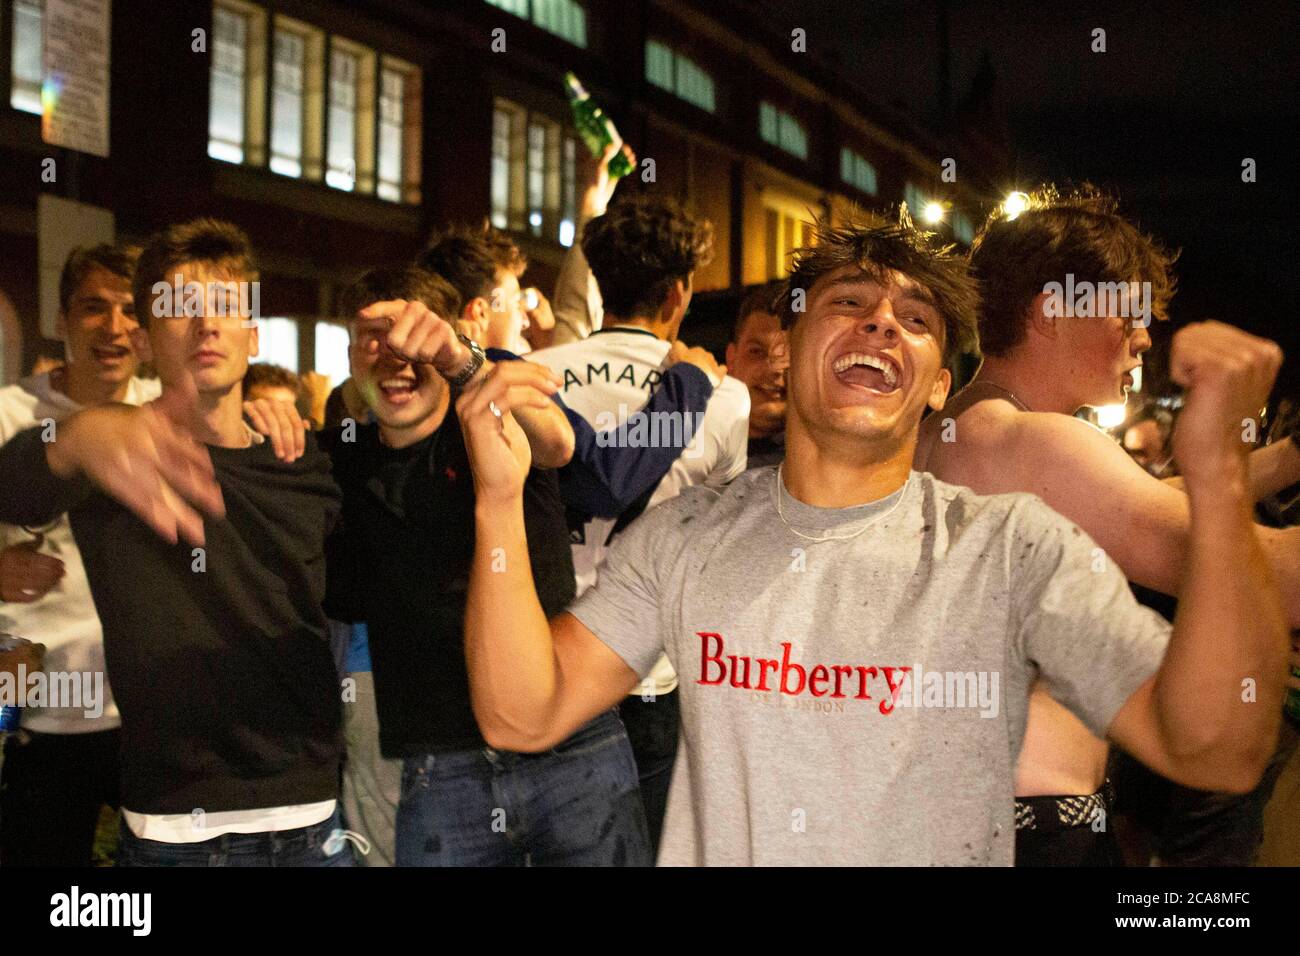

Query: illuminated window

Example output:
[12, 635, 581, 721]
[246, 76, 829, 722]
[10, 0, 42, 115]
[759, 101, 806, 159]
[326, 39, 377, 193]
[377, 58, 420, 203]
[527, 117, 560, 238]
[251, 317, 300, 372]
[952, 211, 974, 244]
[492, 98, 574, 245]
[839, 147, 878, 196]
[484, 0, 586, 48]
[207, 2, 418, 203]
[313, 320, 351, 386]
[560, 136, 577, 247]
[904, 182, 928, 218]
[645, 39, 715, 113]
[762, 196, 813, 279]
[208, 0, 266, 165]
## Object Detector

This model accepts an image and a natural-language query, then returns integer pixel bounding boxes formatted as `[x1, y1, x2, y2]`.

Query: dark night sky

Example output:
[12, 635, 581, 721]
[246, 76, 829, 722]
[755, 0, 1300, 390]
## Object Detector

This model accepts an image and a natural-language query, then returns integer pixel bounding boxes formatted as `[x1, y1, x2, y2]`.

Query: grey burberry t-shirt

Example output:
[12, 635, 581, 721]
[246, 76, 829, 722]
[569, 467, 1170, 865]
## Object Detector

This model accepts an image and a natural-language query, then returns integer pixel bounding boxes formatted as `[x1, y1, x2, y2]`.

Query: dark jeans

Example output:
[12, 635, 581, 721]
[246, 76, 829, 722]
[116, 806, 356, 867]
[0, 728, 120, 867]
[618, 688, 680, 857]
[395, 709, 650, 866]
[1158, 717, 1300, 865]
[1111, 717, 1300, 865]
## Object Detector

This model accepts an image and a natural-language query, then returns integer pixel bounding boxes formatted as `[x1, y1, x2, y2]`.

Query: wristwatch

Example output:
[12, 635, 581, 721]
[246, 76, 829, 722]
[444, 333, 487, 389]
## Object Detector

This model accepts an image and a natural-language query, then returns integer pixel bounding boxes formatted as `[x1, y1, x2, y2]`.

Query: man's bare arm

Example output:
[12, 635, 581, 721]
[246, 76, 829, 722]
[1109, 474, 1286, 791]
[1163, 435, 1300, 502]
[1105, 322, 1289, 791]
[982, 410, 1300, 626]
[456, 371, 638, 751]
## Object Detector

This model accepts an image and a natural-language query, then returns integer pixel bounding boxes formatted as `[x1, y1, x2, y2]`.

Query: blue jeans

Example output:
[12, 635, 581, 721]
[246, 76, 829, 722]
[395, 709, 651, 866]
[117, 807, 356, 867]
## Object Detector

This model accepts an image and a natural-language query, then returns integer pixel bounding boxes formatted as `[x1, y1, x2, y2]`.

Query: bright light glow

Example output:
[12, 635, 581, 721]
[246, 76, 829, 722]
[1003, 191, 1030, 220]
[922, 201, 945, 225]
[314, 321, 351, 388]
[1096, 404, 1127, 429]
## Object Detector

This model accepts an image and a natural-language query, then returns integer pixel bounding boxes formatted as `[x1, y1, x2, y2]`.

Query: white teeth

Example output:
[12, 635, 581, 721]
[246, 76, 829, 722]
[380, 379, 414, 390]
[832, 352, 898, 386]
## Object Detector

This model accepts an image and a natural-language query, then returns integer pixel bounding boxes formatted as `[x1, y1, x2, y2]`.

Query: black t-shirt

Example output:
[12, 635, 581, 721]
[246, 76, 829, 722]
[322, 413, 575, 757]
[0, 427, 344, 815]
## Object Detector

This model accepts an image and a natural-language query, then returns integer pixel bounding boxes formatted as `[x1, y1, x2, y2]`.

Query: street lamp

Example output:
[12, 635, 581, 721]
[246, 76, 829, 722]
[1002, 191, 1029, 220]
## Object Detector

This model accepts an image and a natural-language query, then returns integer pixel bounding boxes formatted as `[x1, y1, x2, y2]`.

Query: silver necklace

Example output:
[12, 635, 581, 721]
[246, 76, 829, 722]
[772, 463, 910, 543]
[969, 379, 1031, 412]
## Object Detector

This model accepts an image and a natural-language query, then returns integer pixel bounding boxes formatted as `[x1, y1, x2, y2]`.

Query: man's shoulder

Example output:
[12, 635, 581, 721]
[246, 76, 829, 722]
[923, 399, 1102, 487]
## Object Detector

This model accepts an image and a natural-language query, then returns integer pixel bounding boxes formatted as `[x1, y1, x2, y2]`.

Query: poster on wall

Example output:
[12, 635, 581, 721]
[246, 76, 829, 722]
[41, 0, 111, 158]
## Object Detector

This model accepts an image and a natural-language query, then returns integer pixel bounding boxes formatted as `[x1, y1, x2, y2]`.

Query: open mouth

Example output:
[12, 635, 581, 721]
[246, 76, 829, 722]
[378, 377, 417, 404]
[831, 351, 901, 394]
[91, 344, 130, 362]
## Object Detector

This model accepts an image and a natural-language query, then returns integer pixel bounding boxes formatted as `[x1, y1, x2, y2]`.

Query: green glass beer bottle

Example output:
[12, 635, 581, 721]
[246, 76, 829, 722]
[564, 72, 634, 179]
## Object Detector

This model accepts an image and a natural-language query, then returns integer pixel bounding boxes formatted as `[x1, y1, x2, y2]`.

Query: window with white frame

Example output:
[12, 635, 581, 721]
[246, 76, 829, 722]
[9, 0, 42, 115]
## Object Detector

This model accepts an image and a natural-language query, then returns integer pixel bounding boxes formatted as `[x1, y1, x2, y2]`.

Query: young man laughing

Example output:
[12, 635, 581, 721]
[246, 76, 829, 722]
[454, 215, 1288, 865]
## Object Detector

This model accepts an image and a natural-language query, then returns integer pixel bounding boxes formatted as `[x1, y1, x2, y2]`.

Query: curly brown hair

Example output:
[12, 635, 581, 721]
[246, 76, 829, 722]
[581, 195, 714, 319]
[772, 210, 980, 370]
[970, 185, 1178, 357]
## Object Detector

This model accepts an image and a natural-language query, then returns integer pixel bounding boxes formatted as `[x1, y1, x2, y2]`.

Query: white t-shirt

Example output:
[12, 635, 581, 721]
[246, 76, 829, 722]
[0, 373, 159, 733]
[530, 327, 750, 695]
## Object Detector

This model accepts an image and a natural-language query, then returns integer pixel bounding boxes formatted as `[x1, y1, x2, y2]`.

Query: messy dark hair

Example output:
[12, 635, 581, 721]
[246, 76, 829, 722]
[416, 222, 526, 306]
[772, 210, 980, 369]
[970, 185, 1178, 357]
[581, 195, 714, 319]
[133, 218, 258, 326]
[338, 265, 462, 326]
[732, 280, 786, 344]
[60, 243, 139, 314]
